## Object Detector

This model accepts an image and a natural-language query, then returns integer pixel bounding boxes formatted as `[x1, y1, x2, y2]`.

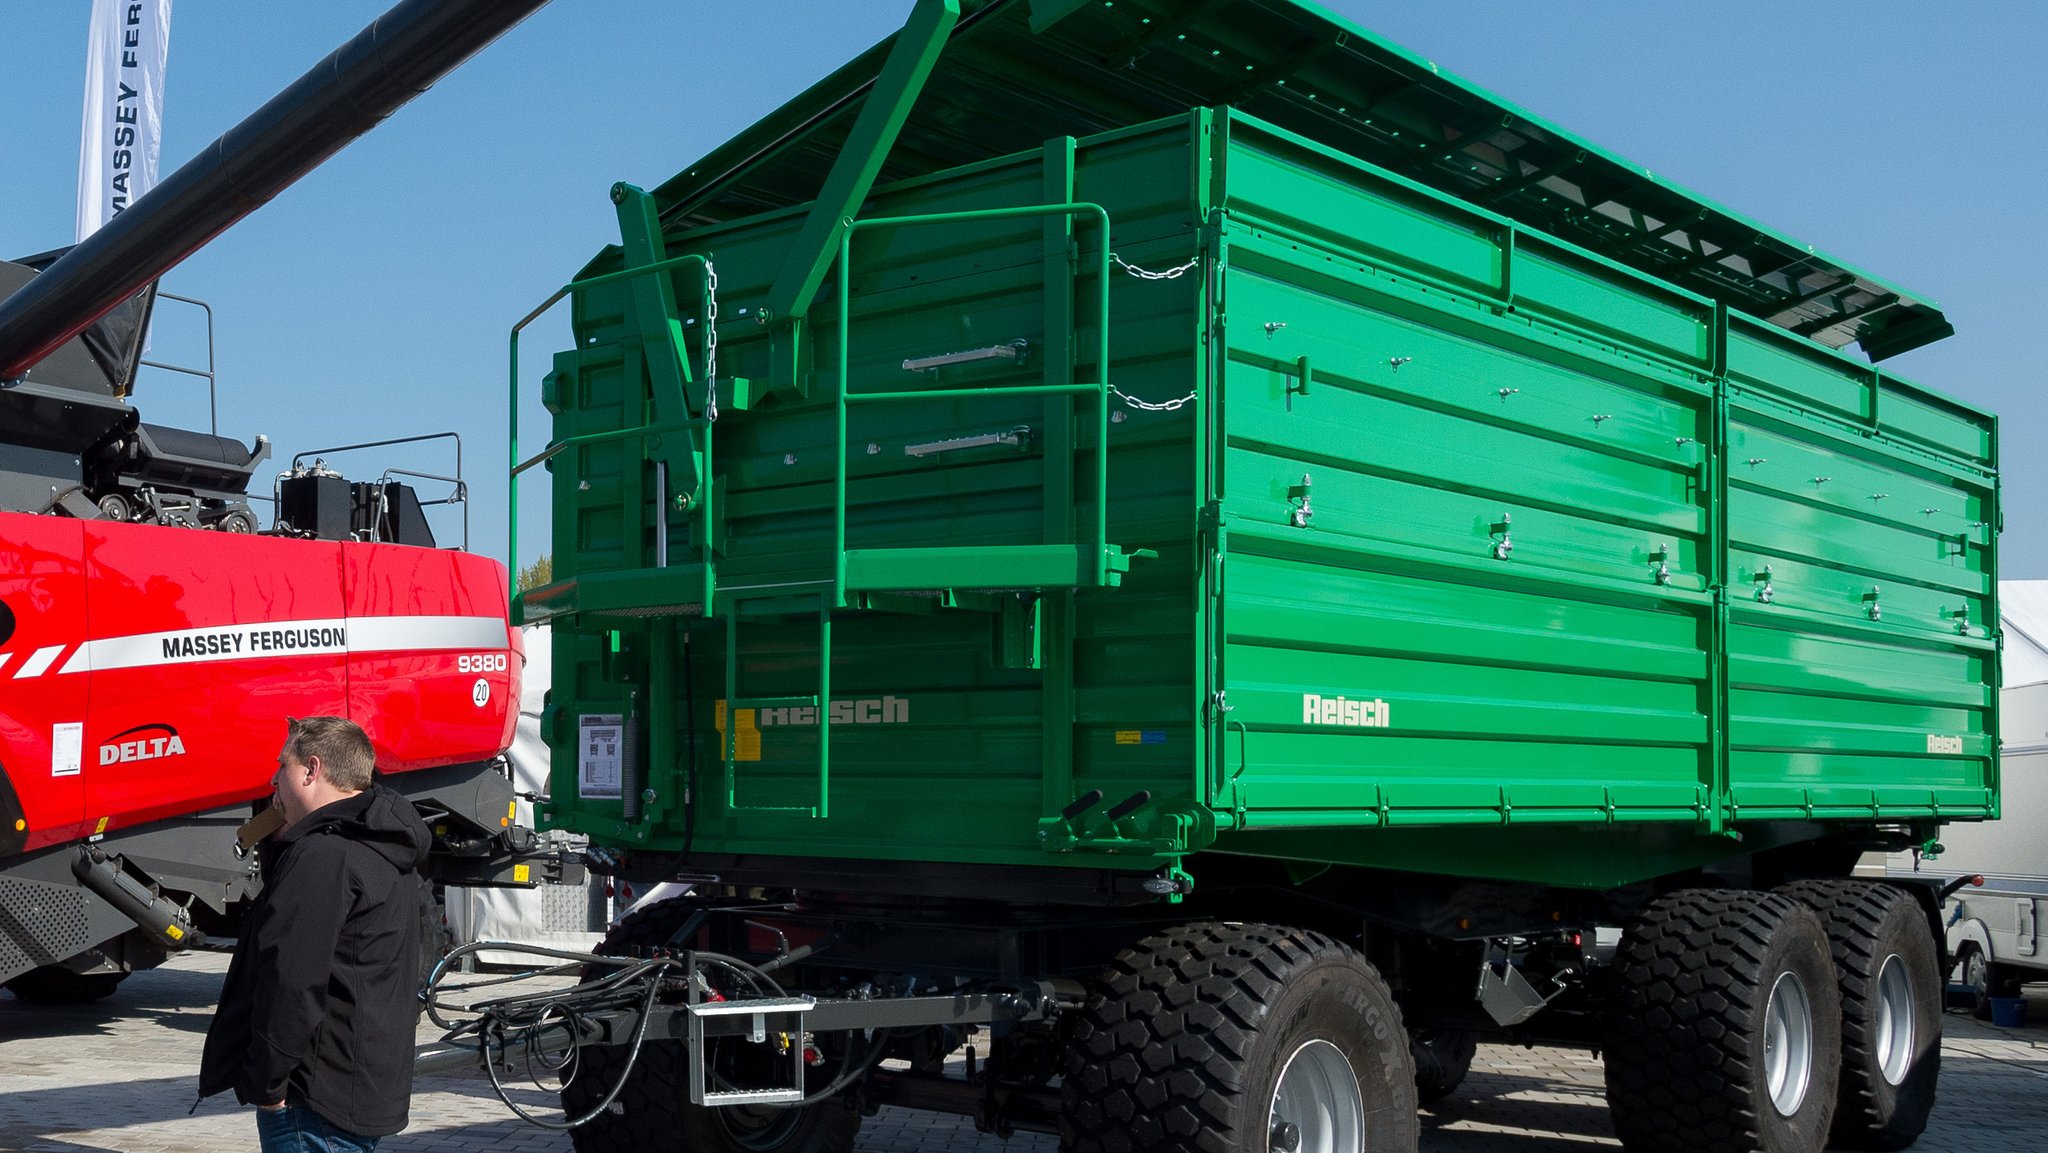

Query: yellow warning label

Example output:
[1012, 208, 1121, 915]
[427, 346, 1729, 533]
[165, 924, 184, 941]
[513, 864, 531, 884]
[93, 816, 110, 835]
[714, 701, 763, 762]
[1115, 731, 1144, 745]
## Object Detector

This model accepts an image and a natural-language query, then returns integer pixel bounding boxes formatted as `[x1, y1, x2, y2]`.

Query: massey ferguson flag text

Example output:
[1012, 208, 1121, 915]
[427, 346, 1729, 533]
[76, 0, 173, 239]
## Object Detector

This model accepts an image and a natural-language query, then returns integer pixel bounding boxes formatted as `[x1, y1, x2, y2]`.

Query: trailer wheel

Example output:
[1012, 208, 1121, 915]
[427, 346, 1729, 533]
[1408, 1028, 1477, 1106]
[2, 964, 127, 1005]
[1062, 922, 1417, 1153]
[1957, 944, 2021, 1021]
[1603, 890, 1842, 1153]
[561, 897, 860, 1153]
[1778, 880, 1940, 1150]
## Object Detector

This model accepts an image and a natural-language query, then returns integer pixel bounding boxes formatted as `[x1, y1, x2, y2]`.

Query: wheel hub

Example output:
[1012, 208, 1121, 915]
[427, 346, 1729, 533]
[1269, 1039, 1364, 1153]
[1763, 970, 1815, 1117]
[1874, 952, 1917, 1086]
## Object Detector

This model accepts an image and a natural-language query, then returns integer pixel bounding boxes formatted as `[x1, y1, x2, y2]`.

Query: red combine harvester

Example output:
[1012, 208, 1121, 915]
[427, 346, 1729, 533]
[0, 0, 556, 1003]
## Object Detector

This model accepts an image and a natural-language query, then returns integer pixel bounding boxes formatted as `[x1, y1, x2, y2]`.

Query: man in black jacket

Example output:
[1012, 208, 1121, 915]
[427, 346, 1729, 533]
[200, 716, 431, 1152]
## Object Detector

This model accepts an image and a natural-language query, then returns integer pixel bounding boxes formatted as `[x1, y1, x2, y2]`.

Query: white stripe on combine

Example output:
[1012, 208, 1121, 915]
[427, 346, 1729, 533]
[0, 652, 11, 675]
[54, 615, 506, 676]
[347, 615, 508, 654]
[14, 645, 66, 678]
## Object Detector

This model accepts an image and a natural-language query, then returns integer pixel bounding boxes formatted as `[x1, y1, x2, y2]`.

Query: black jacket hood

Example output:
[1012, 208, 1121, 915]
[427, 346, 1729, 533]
[279, 783, 430, 874]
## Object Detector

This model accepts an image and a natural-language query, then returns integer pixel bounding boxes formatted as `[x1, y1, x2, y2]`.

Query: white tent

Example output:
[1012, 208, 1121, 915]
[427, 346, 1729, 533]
[2002, 580, 2048, 692]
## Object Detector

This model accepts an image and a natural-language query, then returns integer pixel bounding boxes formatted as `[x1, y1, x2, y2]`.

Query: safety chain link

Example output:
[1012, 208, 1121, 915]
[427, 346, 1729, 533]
[1111, 384, 1197, 412]
[1112, 252, 1201, 281]
[1105, 252, 1199, 411]
[702, 260, 720, 422]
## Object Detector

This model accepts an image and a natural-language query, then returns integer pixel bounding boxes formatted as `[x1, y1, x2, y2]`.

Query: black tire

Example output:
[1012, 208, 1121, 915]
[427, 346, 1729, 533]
[1960, 946, 1991, 1019]
[1603, 890, 1842, 1153]
[1062, 922, 1418, 1153]
[418, 877, 450, 986]
[217, 510, 257, 534]
[1778, 880, 1940, 1150]
[1958, 945, 2021, 1021]
[1409, 1028, 1477, 1106]
[3, 965, 128, 1005]
[560, 897, 861, 1153]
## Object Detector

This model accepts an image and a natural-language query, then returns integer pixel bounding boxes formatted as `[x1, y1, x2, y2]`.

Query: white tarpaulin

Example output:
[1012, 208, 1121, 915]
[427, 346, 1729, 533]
[2003, 580, 2048, 691]
[77, 0, 173, 239]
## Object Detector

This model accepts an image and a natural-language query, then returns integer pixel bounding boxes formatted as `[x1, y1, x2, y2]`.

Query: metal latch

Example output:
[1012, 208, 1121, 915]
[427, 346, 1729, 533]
[1288, 473, 1314, 527]
[902, 339, 1029, 374]
[903, 425, 1032, 458]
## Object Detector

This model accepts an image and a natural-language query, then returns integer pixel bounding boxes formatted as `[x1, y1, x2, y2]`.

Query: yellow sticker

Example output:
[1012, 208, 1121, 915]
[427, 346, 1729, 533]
[165, 924, 184, 941]
[513, 864, 531, 884]
[94, 816, 110, 835]
[713, 701, 764, 762]
[1115, 731, 1143, 745]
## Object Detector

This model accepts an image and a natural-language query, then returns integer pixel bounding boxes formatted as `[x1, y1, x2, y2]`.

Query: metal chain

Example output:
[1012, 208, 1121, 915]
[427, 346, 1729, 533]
[1111, 384, 1197, 412]
[702, 260, 720, 423]
[1104, 253, 1198, 411]
[1112, 252, 1201, 281]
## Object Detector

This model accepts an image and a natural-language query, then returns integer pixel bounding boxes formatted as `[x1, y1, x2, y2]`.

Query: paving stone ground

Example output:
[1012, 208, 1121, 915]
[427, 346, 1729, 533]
[2, 951, 2043, 1152]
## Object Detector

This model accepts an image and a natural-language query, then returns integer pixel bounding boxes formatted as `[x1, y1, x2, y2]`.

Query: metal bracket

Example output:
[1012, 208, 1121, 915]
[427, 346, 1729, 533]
[902, 340, 1029, 374]
[904, 425, 1033, 458]
[686, 996, 815, 1106]
[1287, 473, 1313, 528]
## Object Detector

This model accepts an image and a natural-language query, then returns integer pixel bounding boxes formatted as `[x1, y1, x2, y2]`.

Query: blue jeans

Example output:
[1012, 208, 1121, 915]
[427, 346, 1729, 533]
[255, 1102, 379, 1153]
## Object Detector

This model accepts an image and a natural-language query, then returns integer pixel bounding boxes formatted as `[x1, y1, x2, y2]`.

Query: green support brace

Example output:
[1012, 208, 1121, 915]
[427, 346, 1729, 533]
[612, 182, 706, 507]
[763, 0, 959, 396]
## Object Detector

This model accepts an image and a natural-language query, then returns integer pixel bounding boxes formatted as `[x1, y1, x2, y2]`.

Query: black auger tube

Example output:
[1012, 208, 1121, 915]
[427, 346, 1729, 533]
[0, 0, 551, 380]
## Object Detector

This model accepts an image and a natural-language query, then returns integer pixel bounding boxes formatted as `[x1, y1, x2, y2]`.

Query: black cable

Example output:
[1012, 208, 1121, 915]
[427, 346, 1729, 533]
[482, 962, 678, 1131]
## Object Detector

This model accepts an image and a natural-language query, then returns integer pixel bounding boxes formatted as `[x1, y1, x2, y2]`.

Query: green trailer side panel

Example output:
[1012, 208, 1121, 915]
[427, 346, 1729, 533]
[534, 104, 1996, 892]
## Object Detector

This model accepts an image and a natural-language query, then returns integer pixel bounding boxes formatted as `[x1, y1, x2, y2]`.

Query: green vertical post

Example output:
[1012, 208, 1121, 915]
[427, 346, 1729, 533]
[1707, 304, 1732, 834]
[612, 182, 704, 502]
[1040, 137, 1078, 819]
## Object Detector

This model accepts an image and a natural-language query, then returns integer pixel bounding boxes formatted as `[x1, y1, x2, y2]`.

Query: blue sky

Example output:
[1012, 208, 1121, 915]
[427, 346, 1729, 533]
[2, 2, 2042, 576]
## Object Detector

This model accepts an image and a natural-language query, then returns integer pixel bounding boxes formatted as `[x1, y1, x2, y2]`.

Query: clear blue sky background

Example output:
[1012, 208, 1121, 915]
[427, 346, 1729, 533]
[3, 1, 2041, 575]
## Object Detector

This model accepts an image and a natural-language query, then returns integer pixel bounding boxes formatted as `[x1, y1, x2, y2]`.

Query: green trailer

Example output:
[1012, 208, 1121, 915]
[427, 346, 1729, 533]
[498, 3, 1995, 1151]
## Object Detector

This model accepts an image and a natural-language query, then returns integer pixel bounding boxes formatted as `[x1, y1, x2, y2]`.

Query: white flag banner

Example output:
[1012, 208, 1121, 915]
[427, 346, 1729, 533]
[77, 0, 174, 240]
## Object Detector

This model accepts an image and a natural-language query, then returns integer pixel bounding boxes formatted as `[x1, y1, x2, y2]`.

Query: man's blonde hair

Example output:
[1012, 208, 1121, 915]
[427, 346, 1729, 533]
[283, 716, 376, 792]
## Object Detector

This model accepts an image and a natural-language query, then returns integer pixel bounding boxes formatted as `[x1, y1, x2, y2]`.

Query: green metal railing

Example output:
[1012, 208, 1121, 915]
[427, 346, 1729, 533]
[833, 203, 1116, 604]
[507, 251, 717, 619]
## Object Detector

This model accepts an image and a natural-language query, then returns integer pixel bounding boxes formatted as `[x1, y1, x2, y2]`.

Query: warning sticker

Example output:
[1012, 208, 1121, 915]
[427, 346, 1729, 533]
[713, 701, 762, 762]
[52, 722, 83, 777]
[1114, 730, 1168, 746]
[578, 714, 624, 799]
